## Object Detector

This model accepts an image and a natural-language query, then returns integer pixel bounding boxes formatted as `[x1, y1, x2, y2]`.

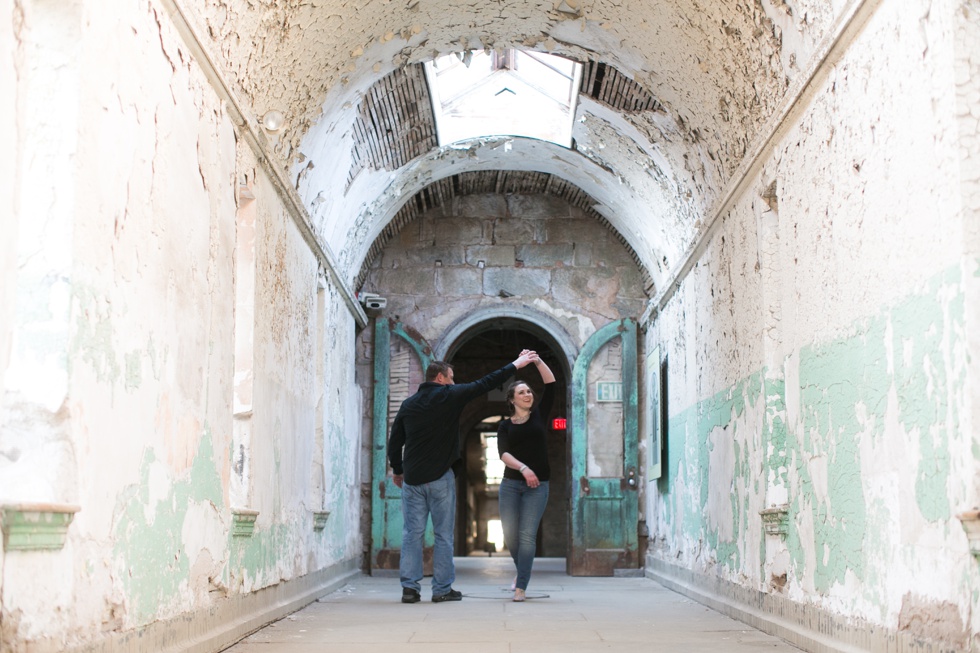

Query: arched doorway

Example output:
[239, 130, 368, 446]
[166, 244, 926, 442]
[369, 312, 639, 576]
[444, 323, 571, 559]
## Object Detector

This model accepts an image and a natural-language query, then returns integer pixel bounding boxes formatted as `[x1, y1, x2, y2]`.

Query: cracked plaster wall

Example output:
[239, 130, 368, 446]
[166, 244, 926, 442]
[196, 0, 794, 159]
[187, 0, 839, 294]
[0, 1, 362, 649]
[0, 0, 17, 633]
[644, 0, 980, 648]
[957, 0, 980, 509]
[311, 89, 706, 290]
[0, 0, 16, 398]
[240, 163, 362, 590]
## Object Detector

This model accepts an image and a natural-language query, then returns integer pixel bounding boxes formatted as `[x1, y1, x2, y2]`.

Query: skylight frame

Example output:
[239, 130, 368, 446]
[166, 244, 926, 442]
[424, 49, 582, 148]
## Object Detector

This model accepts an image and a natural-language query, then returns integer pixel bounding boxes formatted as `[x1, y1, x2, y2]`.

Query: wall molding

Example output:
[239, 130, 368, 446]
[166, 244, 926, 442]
[760, 504, 790, 538]
[313, 510, 331, 531]
[957, 509, 980, 560]
[646, 554, 953, 653]
[231, 509, 259, 537]
[0, 503, 80, 551]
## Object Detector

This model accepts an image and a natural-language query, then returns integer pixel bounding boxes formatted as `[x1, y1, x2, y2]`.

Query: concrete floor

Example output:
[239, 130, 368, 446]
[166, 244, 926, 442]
[220, 557, 803, 652]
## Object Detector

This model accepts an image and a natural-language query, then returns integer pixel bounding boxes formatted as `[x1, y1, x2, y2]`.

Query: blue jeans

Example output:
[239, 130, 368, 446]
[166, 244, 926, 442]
[498, 478, 549, 591]
[400, 469, 456, 596]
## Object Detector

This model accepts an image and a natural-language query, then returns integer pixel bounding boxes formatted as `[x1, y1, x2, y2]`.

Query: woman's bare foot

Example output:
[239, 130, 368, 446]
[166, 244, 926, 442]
[513, 588, 526, 602]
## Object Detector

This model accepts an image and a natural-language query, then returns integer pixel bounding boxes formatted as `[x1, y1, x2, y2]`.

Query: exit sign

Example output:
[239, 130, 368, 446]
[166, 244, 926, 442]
[595, 382, 622, 402]
[552, 417, 567, 430]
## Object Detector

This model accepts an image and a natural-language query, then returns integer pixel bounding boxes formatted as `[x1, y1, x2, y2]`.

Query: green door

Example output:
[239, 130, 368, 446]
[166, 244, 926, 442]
[569, 319, 639, 576]
[370, 319, 433, 570]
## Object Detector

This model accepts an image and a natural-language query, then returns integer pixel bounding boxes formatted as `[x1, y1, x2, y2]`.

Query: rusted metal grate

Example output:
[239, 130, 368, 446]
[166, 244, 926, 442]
[348, 64, 438, 187]
[355, 170, 653, 295]
[579, 61, 663, 114]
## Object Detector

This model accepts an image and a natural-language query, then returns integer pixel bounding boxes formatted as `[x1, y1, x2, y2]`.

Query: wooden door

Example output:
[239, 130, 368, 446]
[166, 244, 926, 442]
[568, 319, 639, 576]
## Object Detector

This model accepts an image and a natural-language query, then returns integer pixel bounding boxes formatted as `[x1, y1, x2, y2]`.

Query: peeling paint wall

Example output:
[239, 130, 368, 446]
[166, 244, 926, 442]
[957, 0, 980, 517]
[195, 0, 793, 172]
[0, 0, 12, 620]
[2, 0, 82, 511]
[645, 0, 980, 649]
[332, 138, 677, 290]
[0, 0, 17, 398]
[1, 1, 363, 650]
[185, 0, 827, 300]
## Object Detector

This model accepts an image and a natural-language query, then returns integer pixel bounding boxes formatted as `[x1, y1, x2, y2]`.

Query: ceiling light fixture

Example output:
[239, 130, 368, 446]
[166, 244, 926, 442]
[261, 110, 285, 133]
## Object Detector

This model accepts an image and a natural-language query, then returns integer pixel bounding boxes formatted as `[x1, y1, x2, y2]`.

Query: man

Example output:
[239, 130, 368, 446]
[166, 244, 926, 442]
[388, 351, 535, 603]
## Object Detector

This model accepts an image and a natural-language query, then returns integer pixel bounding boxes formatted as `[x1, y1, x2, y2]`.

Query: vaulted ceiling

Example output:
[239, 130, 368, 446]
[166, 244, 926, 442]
[185, 0, 835, 296]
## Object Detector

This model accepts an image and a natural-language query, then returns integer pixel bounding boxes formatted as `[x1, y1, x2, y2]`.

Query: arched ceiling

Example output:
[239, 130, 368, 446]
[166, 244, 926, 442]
[188, 0, 839, 295]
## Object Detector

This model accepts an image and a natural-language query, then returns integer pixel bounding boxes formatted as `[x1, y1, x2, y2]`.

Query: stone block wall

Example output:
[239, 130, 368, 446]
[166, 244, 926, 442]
[360, 194, 648, 348]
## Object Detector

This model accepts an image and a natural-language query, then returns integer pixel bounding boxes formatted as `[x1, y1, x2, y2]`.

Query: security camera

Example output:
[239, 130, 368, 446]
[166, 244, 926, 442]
[358, 292, 387, 311]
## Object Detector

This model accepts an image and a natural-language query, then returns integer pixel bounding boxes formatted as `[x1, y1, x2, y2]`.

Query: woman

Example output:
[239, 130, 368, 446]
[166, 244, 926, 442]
[496, 351, 556, 602]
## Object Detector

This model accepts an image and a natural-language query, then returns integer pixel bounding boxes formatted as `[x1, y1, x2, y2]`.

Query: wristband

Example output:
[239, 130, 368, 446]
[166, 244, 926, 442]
[519, 464, 527, 473]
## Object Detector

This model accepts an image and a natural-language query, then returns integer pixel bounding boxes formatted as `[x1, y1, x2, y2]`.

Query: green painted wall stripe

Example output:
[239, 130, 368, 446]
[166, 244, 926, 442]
[113, 427, 225, 623]
[656, 264, 966, 615]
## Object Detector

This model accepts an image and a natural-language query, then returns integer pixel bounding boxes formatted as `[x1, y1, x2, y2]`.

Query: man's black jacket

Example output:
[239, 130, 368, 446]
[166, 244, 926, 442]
[388, 363, 516, 486]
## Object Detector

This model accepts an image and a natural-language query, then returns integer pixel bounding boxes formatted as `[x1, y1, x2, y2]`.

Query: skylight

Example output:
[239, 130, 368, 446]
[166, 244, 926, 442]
[424, 50, 582, 148]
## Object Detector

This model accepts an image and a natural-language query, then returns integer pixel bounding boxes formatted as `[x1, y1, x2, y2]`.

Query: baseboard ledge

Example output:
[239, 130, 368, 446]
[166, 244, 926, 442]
[65, 557, 360, 653]
[645, 555, 955, 653]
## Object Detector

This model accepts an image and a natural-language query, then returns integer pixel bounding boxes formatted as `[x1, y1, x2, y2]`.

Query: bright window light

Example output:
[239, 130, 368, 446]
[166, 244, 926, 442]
[483, 434, 505, 485]
[487, 519, 504, 552]
[424, 49, 582, 148]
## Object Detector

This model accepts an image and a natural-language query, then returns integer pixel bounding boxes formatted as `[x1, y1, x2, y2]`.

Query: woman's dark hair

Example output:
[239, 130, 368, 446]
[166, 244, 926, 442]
[505, 380, 534, 415]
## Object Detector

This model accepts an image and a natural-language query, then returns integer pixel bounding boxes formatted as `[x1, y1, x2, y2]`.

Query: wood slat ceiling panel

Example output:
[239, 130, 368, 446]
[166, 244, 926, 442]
[579, 61, 664, 114]
[348, 64, 438, 187]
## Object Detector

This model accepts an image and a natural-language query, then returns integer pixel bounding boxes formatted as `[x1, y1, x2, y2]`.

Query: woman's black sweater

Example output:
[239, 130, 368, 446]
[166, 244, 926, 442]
[496, 383, 555, 482]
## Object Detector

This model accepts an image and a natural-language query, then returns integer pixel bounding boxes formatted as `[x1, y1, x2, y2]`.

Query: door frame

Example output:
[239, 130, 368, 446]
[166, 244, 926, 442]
[370, 318, 433, 570]
[568, 318, 639, 575]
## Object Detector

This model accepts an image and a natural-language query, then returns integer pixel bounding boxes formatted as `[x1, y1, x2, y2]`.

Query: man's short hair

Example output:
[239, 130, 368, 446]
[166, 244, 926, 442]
[425, 361, 453, 381]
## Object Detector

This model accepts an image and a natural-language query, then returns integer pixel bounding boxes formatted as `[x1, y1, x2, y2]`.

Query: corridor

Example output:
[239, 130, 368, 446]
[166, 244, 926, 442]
[221, 558, 802, 653]
[3, 0, 978, 652]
